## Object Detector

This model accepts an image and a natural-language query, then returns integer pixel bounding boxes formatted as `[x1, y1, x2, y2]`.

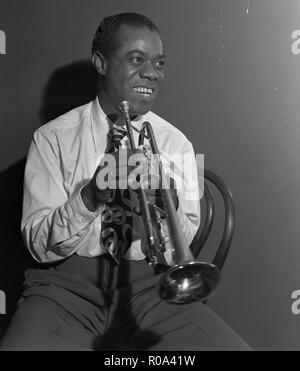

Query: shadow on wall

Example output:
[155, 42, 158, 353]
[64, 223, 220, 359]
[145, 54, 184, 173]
[39, 60, 98, 123]
[0, 60, 99, 339]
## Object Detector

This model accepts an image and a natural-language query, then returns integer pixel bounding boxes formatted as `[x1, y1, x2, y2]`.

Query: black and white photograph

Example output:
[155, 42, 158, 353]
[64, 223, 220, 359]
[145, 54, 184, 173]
[0, 0, 299, 353]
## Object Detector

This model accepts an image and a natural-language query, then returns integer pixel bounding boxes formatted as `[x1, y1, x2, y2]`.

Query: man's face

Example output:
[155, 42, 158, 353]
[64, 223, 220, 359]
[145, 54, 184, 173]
[100, 25, 165, 117]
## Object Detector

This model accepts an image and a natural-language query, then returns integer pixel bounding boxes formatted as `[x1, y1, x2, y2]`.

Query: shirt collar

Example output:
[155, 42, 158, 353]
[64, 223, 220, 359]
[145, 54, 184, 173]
[90, 96, 147, 153]
[90, 96, 112, 154]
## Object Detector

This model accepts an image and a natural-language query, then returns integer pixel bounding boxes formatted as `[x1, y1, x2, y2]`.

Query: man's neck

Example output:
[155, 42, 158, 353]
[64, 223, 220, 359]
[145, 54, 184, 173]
[97, 92, 123, 126]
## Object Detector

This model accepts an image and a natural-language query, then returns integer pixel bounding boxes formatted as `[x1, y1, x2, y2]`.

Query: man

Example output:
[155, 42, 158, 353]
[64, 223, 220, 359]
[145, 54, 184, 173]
[0, 13, 250, 351]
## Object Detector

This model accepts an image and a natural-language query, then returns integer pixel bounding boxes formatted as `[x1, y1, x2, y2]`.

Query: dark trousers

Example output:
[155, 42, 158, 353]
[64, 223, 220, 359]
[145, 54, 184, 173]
[0, 255, 251, 351]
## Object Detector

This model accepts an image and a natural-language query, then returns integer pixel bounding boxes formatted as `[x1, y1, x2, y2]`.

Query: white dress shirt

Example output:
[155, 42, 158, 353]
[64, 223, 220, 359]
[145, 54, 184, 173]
[21, 97, 200, 263]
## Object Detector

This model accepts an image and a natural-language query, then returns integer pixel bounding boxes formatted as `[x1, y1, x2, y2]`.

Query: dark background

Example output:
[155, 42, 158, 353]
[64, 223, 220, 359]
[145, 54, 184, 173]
[1, 0, 300, 350]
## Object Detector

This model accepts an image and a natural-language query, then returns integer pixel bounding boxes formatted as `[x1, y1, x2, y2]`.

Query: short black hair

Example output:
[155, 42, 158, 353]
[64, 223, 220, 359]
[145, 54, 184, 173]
[92, 12, 160, 58]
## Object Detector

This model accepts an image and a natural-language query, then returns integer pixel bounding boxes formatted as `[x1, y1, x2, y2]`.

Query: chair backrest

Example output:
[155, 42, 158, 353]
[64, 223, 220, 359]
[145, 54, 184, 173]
[190, 169, 235, 271]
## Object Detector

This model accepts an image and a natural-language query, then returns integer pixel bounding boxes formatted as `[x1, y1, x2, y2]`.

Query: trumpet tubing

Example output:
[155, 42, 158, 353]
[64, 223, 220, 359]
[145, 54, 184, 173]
[119, 101, 220, 304]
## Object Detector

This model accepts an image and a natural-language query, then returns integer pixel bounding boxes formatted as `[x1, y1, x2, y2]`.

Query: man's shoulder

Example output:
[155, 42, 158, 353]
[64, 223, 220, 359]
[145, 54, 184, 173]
[36, 101, 93, 138]
[145, 111, 178, 132]
[145, 111, 191, 146]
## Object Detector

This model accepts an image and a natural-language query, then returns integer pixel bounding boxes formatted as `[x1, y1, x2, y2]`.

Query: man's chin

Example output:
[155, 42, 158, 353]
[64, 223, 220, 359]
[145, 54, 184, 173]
[129, 101, 154, 117]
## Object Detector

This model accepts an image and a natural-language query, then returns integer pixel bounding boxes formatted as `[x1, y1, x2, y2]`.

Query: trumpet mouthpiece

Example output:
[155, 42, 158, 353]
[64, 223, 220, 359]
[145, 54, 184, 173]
[119, 101, 130, 114]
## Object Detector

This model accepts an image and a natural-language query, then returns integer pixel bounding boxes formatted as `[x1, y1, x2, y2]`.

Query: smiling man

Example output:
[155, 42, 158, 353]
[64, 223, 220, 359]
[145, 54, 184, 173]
[0, 13, 250, 351]
[93, 21, 165, 117]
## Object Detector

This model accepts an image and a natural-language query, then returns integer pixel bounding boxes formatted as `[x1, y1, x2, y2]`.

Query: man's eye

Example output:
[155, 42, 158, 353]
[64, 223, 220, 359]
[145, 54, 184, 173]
[155, 60, 166, 69]
[130, 56, 143, 64]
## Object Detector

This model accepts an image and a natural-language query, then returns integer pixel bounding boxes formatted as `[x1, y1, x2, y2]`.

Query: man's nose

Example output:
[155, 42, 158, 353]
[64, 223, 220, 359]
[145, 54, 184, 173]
[139, 62, 159, 80]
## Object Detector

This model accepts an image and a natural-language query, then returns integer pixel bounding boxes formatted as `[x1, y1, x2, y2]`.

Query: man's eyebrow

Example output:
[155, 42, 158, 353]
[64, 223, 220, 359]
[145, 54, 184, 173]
[125, 49, 165, 59]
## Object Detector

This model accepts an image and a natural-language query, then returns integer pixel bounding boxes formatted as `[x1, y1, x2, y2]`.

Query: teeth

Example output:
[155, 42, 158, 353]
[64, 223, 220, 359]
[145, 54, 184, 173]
[133, 87, 153, 95]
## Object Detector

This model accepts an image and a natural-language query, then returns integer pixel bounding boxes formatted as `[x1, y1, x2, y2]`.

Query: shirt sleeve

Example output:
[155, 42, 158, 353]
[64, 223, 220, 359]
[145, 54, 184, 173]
[21, 129, 103, 263]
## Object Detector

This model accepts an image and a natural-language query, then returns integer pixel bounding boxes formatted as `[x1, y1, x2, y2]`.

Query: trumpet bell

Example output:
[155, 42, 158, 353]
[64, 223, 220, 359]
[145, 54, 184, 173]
[158, 262, 220, 304]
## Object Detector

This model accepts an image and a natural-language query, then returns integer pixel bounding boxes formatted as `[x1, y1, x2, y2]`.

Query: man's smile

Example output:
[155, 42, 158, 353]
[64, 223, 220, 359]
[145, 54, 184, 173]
[131, 85, 155, 99]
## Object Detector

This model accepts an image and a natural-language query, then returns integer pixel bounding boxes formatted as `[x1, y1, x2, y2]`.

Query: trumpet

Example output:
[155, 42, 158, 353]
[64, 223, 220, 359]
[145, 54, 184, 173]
[119, 101, 220, 304]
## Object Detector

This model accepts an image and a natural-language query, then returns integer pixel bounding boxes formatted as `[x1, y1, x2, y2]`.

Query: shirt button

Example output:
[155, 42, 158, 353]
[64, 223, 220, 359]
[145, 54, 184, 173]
[80, 217, 86, 223]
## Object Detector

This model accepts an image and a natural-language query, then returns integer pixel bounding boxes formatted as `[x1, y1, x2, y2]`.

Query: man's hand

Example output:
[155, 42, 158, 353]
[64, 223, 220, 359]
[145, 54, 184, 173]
[81, 167, 113, 212]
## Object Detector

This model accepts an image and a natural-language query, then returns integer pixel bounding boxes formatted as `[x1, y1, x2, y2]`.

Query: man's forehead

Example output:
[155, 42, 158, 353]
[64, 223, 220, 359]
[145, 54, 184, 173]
[116, 25, 164, 54]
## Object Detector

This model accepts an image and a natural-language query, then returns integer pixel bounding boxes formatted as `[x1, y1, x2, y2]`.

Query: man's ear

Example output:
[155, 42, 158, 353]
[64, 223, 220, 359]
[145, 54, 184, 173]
[92, 51, 107, 75]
